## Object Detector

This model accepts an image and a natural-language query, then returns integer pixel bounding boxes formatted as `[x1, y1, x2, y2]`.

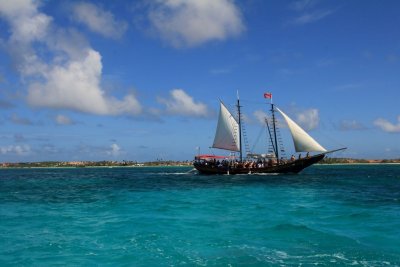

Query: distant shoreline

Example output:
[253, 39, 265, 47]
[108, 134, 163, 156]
[0, 161, 193, 168]
[318, 162, 400, 166]
[319, 158, 400, 164]
[0, 166, 195, 170]
[1, 158, 400, 168]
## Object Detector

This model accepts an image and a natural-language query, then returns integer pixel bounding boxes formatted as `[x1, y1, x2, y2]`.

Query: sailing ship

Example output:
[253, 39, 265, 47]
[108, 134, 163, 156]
[193, 93, 345, 175]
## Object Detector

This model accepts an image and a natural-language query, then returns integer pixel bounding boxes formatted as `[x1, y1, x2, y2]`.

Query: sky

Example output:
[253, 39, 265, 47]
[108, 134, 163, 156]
[0, 0, 399, 162]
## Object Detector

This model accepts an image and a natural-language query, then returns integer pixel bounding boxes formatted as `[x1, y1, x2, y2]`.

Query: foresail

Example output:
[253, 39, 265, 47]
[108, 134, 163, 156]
[212, 102, 240, 152]
[276, 107, 327, 152]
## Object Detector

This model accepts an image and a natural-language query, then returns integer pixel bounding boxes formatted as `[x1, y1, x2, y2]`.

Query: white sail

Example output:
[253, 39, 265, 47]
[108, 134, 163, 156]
[212, 102, 240, 152]
[276, 107, 327, 152]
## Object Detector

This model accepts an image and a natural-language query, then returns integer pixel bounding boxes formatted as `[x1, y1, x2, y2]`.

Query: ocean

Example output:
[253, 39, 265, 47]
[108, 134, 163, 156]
[0, 165, 399, 266]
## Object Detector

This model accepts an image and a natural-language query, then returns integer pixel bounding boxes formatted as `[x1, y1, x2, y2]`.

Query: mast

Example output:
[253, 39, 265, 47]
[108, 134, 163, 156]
[237, 94, 243, 162]
[271, 103, 279, 163]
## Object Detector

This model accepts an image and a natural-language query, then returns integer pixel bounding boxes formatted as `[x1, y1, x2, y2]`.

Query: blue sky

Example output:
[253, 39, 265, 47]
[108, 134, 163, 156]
[0, 0, 399, 162]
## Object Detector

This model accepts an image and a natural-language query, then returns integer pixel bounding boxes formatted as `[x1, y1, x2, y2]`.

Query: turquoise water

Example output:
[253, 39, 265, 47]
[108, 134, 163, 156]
[1, 165, 400, 266]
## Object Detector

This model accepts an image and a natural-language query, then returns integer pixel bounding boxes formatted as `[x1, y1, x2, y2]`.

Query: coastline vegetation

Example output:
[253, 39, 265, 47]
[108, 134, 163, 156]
[1, 158, 399, 168]
[319, 158, 400, 164]
[0, 160, 192, 168]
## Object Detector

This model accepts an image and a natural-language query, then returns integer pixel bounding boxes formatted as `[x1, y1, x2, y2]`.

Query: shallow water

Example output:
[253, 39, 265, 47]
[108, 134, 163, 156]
[1, 165, 399, 266]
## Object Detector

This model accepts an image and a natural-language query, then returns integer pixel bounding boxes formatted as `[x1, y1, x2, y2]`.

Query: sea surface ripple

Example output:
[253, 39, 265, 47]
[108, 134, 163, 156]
[1, 165, 400, 266]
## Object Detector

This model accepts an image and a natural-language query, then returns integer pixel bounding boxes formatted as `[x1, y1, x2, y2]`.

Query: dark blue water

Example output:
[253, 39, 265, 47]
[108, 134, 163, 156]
[1, 165, 399, 266]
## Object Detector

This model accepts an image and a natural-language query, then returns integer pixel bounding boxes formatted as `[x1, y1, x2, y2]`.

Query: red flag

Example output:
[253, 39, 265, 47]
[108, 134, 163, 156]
[264, 92, 272, 99]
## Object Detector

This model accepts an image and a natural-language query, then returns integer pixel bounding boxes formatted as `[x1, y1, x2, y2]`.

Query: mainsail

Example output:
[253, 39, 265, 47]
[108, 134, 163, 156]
[276, 107, 327, 152]
[212, 102, 240, 152]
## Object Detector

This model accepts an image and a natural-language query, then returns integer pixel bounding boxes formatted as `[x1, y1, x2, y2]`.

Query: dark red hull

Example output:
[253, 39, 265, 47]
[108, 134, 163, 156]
[193, 154, 325, 175]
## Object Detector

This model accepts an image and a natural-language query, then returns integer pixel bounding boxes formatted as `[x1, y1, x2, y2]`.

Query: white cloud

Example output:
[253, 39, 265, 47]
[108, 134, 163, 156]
[295, 108, 320, 131]
[47, 28, 90, 60]
[374, 116, 400, 133]
[27, 49, 142, 115]
[107, 143, 122, 157]
[148, 0, 245, 47]
[253, 110, 287, 128]
[0, 0, 142, 116]
[0, 0, 51, 77]
[10, 113, 33, 125]
[0, 145, 31, 155]
[0, 0, 51, 43]
[72, 2, 128, 39]
[338, 120, 366, 131]
[288, 0, 336, 26]
[55, 114, 73, 125]
[158, 89, 210, 117]
[289, 0, 318, 12]
[253, 110, 268, 125]
[292, 9, 335, 25]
